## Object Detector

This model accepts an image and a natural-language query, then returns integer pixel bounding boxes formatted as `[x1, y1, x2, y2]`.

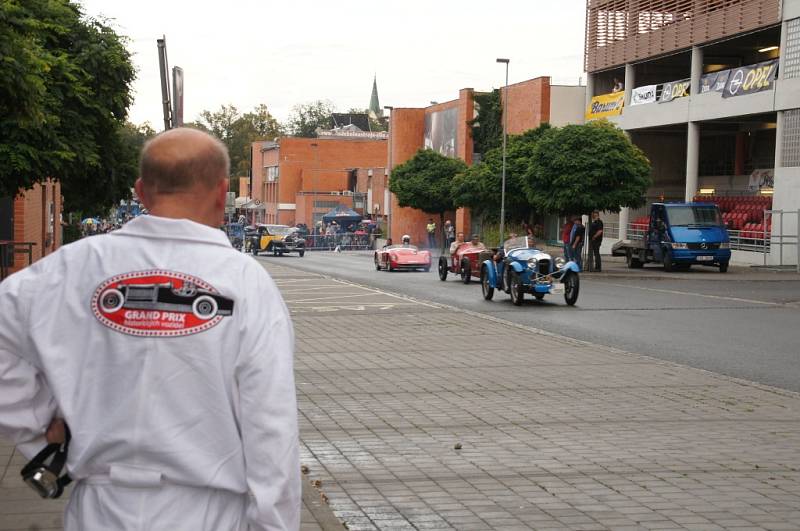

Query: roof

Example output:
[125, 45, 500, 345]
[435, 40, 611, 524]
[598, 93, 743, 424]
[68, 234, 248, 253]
[331, 113, 370, 132]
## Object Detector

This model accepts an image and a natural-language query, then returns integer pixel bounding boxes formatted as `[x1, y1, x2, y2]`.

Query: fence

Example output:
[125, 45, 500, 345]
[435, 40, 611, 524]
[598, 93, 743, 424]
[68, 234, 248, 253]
[303, 233, 374, 251]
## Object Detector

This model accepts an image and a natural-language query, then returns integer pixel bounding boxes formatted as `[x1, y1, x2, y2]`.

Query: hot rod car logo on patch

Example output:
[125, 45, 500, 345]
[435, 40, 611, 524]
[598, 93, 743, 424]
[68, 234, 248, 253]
[91, 270, 234, 337]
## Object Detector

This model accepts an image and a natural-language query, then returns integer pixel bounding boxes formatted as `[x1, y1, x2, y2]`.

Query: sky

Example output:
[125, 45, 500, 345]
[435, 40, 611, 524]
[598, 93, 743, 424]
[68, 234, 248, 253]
[78, 0, 587, 130]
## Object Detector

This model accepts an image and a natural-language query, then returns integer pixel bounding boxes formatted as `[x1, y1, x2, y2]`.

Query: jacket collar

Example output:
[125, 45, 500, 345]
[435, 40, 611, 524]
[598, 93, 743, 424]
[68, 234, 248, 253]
[111, 215, 232, 248]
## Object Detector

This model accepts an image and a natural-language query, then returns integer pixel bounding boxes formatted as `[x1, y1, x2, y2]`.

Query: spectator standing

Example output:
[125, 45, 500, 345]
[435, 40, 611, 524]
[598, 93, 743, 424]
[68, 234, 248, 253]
[426, 218, 437, 249]
[588, 210, 604, 272]
[0, 128, 300, 530]
[571, 217, 586, 269]
[561, 218, 574, 260]
[444, 220, 455, 250]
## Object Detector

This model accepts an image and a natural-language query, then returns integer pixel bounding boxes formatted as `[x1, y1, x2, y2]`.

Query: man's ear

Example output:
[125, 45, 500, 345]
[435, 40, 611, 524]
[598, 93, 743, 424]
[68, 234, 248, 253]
[134, 178, 150, 210]
[216, 179, 228, 208]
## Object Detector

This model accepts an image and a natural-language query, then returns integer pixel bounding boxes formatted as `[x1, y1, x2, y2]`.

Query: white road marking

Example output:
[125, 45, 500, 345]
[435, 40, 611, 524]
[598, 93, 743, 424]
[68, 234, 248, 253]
[290, 293, 388, 304]
[598, 281, 782, 307]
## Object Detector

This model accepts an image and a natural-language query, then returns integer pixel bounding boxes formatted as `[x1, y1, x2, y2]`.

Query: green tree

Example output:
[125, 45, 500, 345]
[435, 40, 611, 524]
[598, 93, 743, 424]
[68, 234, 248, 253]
[286, 100, 335, 137]
[191, 103, 283, 189]
[0, 0, 136, 213]
[389, 149, 467, 237]
[470, 89, 503, 156]
[524, 120, 651, 215]
[452, 124, 551, 222]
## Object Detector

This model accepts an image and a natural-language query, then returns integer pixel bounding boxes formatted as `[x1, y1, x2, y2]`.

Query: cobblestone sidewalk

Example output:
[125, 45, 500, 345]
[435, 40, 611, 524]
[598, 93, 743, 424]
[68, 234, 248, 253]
[267, 262, 800, 531]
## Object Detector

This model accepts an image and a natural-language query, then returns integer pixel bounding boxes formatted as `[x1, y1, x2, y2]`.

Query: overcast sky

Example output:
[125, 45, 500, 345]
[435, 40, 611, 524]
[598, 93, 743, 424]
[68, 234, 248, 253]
[78, 0, 587, 130]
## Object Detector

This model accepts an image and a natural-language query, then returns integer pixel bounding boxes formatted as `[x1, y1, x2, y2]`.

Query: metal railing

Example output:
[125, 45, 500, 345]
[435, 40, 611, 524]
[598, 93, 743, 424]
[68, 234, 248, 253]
[303, 233, 375, 251]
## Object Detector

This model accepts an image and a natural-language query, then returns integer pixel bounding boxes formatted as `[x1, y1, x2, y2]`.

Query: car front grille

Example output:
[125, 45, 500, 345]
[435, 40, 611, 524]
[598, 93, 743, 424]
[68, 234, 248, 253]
[687, 242, 720, 250]
[537, 260, 550, 276]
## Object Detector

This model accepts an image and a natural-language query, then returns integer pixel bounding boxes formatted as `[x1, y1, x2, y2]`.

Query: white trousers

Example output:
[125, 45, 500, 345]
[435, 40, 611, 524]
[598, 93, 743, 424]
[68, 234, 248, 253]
[65, 481, 248, 531]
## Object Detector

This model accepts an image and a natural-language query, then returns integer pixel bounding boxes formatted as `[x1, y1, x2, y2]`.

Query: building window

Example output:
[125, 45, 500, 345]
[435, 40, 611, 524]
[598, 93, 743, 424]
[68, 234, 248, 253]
[783, 109, 800, 167]
[785, 18, 800, 80]
[263, 165, 279, 182]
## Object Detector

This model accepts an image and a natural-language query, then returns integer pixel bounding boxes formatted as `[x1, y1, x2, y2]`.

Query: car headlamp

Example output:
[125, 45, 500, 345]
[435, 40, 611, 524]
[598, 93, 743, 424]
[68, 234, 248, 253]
[527, 257, 538, 268]
[719, 242, 730, 249]
[555, 256, 566, 268]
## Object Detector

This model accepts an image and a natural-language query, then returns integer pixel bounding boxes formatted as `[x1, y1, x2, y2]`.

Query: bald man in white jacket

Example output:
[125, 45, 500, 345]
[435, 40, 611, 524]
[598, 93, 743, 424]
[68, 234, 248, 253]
[0, 128, 300, 530]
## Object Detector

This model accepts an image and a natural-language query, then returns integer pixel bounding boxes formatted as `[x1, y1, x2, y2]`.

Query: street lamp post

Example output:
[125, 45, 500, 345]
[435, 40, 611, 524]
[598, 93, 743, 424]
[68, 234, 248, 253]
[383, 105, 393, 241]
[497, 58, 510, 245]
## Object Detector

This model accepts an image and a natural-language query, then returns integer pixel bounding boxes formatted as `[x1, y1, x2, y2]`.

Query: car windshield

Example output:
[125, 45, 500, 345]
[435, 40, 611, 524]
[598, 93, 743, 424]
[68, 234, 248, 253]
[266, 225, 293, 236]
[503, 236, 534, 252]
[386, 244, 418, 251]
[666, 206, 723, 227]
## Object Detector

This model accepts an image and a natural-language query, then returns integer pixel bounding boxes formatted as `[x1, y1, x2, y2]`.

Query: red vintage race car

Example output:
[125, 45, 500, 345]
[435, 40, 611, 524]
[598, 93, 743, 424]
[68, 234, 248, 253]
[438, 243, 494, 283]
[374, 244, 432, 272]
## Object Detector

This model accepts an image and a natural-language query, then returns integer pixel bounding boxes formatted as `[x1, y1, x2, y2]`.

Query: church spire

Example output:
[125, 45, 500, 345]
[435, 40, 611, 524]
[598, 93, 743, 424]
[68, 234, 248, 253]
[368, 74, 381, 120]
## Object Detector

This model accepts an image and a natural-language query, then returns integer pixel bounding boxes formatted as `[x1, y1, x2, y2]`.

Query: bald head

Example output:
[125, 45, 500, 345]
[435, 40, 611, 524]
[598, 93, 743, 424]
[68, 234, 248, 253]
[139, 127, 229, 195]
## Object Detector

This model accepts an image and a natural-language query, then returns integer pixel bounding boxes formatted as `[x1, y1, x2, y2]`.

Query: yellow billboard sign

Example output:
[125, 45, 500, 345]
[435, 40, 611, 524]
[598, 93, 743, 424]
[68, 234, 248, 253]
[585, 92, 624, 121]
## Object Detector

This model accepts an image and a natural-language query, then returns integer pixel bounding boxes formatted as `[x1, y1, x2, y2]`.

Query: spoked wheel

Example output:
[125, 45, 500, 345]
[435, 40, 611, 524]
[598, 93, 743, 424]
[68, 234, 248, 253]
[509, 272, 524, 306]
[564, 272, 580, 306]
[460, 259, 471, 284]
[481, 266, 494, 301]
[438, 257, 448, 281]
[375, 255, 381, 270]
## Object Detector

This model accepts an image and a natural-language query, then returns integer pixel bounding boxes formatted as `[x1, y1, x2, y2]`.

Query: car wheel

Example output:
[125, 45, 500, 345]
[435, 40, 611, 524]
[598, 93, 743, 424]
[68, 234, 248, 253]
[481, 266, 494, 301]
[192, 295, 218, 320]
[564, 272, 580, 306]
[461, 259, 471, 284]
[662, 248, 674, 272]
[299, 249, 305, 257]
[438, 257, 448, 281]
[99, 288, 125, 313]
[534, 293, 545, 300]
[375, 254, 381, 270]
[626, 249, 643, 269]
[509, 272, 524, 306]
[719, 261, 729, 273]
[387, 260, 393, 272]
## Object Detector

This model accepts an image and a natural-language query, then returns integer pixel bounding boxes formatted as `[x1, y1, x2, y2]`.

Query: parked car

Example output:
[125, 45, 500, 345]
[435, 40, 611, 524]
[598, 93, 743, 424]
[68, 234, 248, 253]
[250, 224, 306, 257]
[98, 282, 234, 320]
[438, 243, 494, 284]
[480, 236, 580, 306]
[374, 244, 431, 272]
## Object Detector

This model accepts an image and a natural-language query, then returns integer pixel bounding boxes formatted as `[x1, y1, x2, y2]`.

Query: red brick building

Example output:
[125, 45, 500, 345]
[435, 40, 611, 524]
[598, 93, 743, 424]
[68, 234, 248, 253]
[386, 77, 585, 245]
[0, 179, 63, 276]
[249, 136, 388, 226]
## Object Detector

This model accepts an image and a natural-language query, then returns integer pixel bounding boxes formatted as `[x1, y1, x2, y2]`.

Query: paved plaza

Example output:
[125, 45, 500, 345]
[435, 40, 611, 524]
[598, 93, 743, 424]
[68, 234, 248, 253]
[267, 261, 800, 530]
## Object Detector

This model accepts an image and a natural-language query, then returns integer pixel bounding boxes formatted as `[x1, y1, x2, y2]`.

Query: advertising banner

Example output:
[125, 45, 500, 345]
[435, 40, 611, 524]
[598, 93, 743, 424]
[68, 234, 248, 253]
[585, 92, 624, 120]
[424, 107, 458, 158]
[630, 85, 657, 106]
[700, 69, 730, 93]
[659, 79, 691, 103]
[722, 60, 778, 98]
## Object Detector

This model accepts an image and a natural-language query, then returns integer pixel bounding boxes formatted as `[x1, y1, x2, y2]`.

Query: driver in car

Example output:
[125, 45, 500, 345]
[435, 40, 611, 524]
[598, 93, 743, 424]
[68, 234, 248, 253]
[449, 232, 465, 254]
[469, 234, 487, 250]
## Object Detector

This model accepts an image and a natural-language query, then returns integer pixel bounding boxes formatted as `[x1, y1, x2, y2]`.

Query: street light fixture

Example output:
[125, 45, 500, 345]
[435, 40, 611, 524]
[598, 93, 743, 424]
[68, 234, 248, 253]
[383, 106, 394, 241]
[496, 58, 510, 244]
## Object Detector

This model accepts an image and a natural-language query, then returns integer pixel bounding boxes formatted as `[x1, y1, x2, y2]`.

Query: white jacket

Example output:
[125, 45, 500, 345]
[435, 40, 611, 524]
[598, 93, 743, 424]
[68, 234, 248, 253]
[0, 215, 300, 530]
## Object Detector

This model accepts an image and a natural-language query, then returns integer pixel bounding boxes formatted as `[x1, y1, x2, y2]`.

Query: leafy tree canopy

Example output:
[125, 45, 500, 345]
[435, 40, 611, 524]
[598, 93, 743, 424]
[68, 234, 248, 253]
[523, 121, 652, 215]
[0, 0, 137, 213]
[190, 103, 283, 178]
[286, 100, 336, 138]
[389, 149, 467, 225]
[452, 124, 551, 222]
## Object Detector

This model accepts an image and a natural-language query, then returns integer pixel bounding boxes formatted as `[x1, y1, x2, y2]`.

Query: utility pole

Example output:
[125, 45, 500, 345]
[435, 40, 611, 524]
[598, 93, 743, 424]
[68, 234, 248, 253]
[496, 58, 510, 244]
[157, 37, 172, 131]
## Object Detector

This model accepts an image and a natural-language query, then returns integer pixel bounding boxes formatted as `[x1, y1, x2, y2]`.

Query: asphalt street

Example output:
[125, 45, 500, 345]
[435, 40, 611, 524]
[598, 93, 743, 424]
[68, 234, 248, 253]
[257, 251, 800, 393]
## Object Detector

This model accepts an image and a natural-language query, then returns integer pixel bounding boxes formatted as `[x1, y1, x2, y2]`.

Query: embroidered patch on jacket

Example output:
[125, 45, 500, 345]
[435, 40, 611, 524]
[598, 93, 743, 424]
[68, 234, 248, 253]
[91, 270, 234, 337]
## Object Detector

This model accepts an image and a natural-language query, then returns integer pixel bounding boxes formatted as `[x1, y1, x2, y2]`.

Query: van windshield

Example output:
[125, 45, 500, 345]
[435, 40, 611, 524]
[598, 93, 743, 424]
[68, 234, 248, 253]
[666, 206, 723, 227]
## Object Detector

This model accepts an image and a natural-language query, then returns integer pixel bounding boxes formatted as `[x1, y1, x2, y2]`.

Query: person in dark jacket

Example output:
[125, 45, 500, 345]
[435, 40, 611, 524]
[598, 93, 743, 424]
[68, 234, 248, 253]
[588, 211, 604, 272]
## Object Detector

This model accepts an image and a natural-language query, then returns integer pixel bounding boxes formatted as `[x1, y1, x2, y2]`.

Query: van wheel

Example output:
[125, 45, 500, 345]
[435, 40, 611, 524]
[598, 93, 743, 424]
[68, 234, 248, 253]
[719, 262, 729, 273]
[663, 249, 674, 272]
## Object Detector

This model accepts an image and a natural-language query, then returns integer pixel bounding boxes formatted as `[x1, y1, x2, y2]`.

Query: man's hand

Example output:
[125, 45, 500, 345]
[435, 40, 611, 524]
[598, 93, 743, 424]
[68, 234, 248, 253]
[46, 418, 66, 445]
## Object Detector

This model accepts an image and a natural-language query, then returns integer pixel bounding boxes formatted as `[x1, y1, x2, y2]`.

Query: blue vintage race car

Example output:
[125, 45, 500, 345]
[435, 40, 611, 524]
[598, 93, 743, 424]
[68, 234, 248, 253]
[480, 236, 581, 306]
